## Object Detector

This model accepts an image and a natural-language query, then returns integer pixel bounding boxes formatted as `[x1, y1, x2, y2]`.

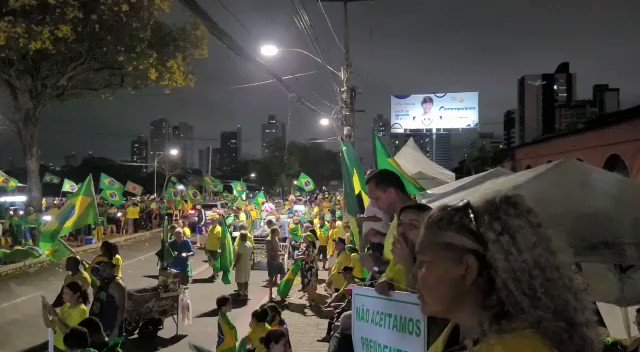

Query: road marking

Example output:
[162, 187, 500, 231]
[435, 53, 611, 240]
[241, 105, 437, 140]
[123, 250, 158, 265]
[0, 292, 42, 310]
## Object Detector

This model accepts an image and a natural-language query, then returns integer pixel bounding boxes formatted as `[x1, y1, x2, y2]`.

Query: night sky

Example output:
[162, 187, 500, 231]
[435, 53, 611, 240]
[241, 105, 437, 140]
[1, 0, 639, 168]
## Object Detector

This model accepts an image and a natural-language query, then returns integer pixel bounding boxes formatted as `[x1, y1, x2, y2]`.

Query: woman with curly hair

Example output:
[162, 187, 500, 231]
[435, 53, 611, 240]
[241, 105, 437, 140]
[416, 194, 600, 352]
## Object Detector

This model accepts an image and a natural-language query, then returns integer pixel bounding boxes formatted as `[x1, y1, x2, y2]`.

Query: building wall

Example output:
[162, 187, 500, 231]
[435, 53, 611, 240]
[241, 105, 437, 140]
[504, 118, 640, 180]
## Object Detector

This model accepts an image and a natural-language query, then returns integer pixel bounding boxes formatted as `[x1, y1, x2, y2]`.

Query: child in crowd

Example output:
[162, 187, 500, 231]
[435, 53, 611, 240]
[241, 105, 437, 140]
[215, 295, 238, 352]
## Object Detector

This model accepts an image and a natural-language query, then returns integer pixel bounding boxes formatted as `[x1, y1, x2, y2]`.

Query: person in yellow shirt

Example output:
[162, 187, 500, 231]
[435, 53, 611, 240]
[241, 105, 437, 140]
[237, 207, 247, 224]
[41, 281, 90, 351]
[345, 245, 365, 281]
[416, 195, 598, 352]
[205, 216, 222, 281]
[249, 205, 260, 231]
[315, 217, 329, 270]
[326, 237, 350, 293]
[124, 202, 140, 235]
[327, 218, 345, 258]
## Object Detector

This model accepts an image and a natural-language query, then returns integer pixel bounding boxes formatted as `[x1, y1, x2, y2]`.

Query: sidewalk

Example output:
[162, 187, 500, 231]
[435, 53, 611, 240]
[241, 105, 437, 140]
[0, 228, 161, 274]
[280, 269, 332, 352]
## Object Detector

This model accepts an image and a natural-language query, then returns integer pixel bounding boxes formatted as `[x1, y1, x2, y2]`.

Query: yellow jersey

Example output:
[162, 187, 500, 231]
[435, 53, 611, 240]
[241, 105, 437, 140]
[328, 250, 351, 289]
[64, 270, 92, 291]
[206, 225, 222, 251]
[473, 330, 552, 352]
[247, 323, 271, 352]
[125, 206, 140, 219]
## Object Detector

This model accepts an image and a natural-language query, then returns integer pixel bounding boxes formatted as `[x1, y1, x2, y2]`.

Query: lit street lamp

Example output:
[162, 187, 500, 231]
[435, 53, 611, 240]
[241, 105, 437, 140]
[154, 148, 179, 196]
[320, 117, 330, 126]
[259, 44, 342, 79]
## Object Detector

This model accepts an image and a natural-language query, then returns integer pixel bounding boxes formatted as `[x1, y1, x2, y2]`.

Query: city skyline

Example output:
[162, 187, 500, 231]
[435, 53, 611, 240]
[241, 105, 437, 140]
[1, 0, 639, 168]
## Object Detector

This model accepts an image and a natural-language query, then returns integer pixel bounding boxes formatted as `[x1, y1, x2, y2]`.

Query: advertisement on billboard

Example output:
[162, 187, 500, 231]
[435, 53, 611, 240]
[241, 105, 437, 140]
[390, 92, 479, 132]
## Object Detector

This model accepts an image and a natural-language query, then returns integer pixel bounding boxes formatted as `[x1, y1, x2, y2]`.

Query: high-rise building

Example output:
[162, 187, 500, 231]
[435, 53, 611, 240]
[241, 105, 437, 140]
[434, 132, 453, 169]
[261, 114, 286, 158]
[170, 122, 194, 168]
[503, 109, 518, 148]
[130, 135, 148, 171]
[592, 84, 620, 115]
[470, 132, 503, 151]
[149, 118, 171, 163]
[198, 146, 221, 176]
[220, 126, 241, 174]
[517, 62, 576, 143]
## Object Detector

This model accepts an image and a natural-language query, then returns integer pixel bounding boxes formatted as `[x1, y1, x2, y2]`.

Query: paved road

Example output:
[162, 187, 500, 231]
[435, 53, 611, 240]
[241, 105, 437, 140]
[0, 232, 273, 352]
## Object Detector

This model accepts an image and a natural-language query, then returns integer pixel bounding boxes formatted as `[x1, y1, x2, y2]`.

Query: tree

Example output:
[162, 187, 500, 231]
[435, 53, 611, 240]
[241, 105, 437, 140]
[0, 0, 207, 208]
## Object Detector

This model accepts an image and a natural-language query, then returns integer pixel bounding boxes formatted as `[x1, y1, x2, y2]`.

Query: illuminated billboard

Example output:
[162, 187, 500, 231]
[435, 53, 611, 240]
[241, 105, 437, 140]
[390, 92, 479, 132]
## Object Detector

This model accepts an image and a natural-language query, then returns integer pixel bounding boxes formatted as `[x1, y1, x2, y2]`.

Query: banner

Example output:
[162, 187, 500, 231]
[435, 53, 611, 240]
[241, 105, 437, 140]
[351, 287, 427, 352]
[390, 92, 479, 131]
[124, 181, 143, 196]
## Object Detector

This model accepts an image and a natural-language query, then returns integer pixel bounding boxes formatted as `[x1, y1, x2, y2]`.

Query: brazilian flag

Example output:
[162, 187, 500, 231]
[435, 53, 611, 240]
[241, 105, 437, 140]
[43, 172, 61, 184]
[187, 186, 202, 203]
[40, 176, 99, 259]
[278, 260, 302, 299]
[251, 191, 266, 208]
[203, 176, 223, 193]
[164, 186, 180, 201]
[61, 179, 78, 193]
[297, 172, 316, 192]
[216, 313, 238, 352]
[100, 189, 125, 206]
[99, 173, 124, 191]
[0, 170, 21, 191]
[374, 132, 424, 195]
[219, 220, 234, 284]
[231, 181, 247, 200]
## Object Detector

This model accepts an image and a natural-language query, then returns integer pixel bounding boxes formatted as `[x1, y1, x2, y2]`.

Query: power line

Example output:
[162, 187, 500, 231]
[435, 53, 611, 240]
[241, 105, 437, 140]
[178, 0, 327, 116]
[216, 0, 250, 33]
[318, 0, 345, 52]
[228, 70, 317, 89]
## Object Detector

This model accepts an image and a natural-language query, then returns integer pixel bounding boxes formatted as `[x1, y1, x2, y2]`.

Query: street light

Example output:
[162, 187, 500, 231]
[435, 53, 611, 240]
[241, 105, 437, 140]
[241, 172, 257, 182]
[260, 44, 279, 57]
[259, 44, 342, 79]
[154, 148, 179, 196]
[320, 117, 330, 126]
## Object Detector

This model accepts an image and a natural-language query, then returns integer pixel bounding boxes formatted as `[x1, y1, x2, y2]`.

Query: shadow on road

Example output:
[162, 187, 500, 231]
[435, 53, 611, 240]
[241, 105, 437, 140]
[196, 295, 248, 318]
[123, 334, 187, 352]
[143, 274, 159, 280]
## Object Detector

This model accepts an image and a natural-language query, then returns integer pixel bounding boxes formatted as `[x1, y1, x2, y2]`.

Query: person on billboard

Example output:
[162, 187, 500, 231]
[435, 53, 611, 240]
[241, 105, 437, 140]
[413, 96, 435, 127]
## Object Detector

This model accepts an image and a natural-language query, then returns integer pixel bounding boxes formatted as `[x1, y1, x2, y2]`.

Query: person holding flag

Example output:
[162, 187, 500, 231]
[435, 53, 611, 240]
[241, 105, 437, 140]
[205, 216, 222, 281]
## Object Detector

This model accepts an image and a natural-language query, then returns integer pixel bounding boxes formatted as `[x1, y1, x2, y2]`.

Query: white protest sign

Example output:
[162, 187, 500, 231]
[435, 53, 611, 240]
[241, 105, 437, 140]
[352, 286, 427, 352]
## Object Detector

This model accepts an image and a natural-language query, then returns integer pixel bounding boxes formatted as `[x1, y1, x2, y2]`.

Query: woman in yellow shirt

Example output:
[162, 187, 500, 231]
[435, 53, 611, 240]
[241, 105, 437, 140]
[41, 281, 89, 351]
[415, 195, 599, 352]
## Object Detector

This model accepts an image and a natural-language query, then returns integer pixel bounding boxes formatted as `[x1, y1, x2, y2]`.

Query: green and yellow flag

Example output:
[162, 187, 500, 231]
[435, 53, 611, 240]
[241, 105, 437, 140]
[373, 132, 424, 195]
[40, 176, 99, 257]
[203, 176, 223, 193]
[0, 170, 20, 191]
[100, 189, 125, 206]
[164, 186, 180, 201]
[187, 186, 202, 203]
[99, 173, 124, 191]
[340, 141, 370, 250]
[251, 191, 266, 208]
[278, 260, 302, 299]
[43, 172, 61, 184]
[216, 313, 238, 352]
[231, 181, 247, 200]
[124, 181, 143, 196]
[219, 220, 234, 284]
[297, 172, 316, 192]
[61, 179, 78, 193]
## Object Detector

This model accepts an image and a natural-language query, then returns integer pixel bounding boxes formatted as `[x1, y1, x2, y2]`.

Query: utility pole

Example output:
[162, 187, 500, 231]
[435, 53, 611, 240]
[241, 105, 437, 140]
[322, 0, 367, 142]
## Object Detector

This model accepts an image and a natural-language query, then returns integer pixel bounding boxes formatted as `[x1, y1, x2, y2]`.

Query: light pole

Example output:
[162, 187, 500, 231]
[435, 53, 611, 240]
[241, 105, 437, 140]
[240, 172, 256, 183]
[154, 148, 179, 196]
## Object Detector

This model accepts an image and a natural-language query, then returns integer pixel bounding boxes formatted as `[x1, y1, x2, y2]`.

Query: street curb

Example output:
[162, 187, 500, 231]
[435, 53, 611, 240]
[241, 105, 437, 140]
[0, 229, 161, 274]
